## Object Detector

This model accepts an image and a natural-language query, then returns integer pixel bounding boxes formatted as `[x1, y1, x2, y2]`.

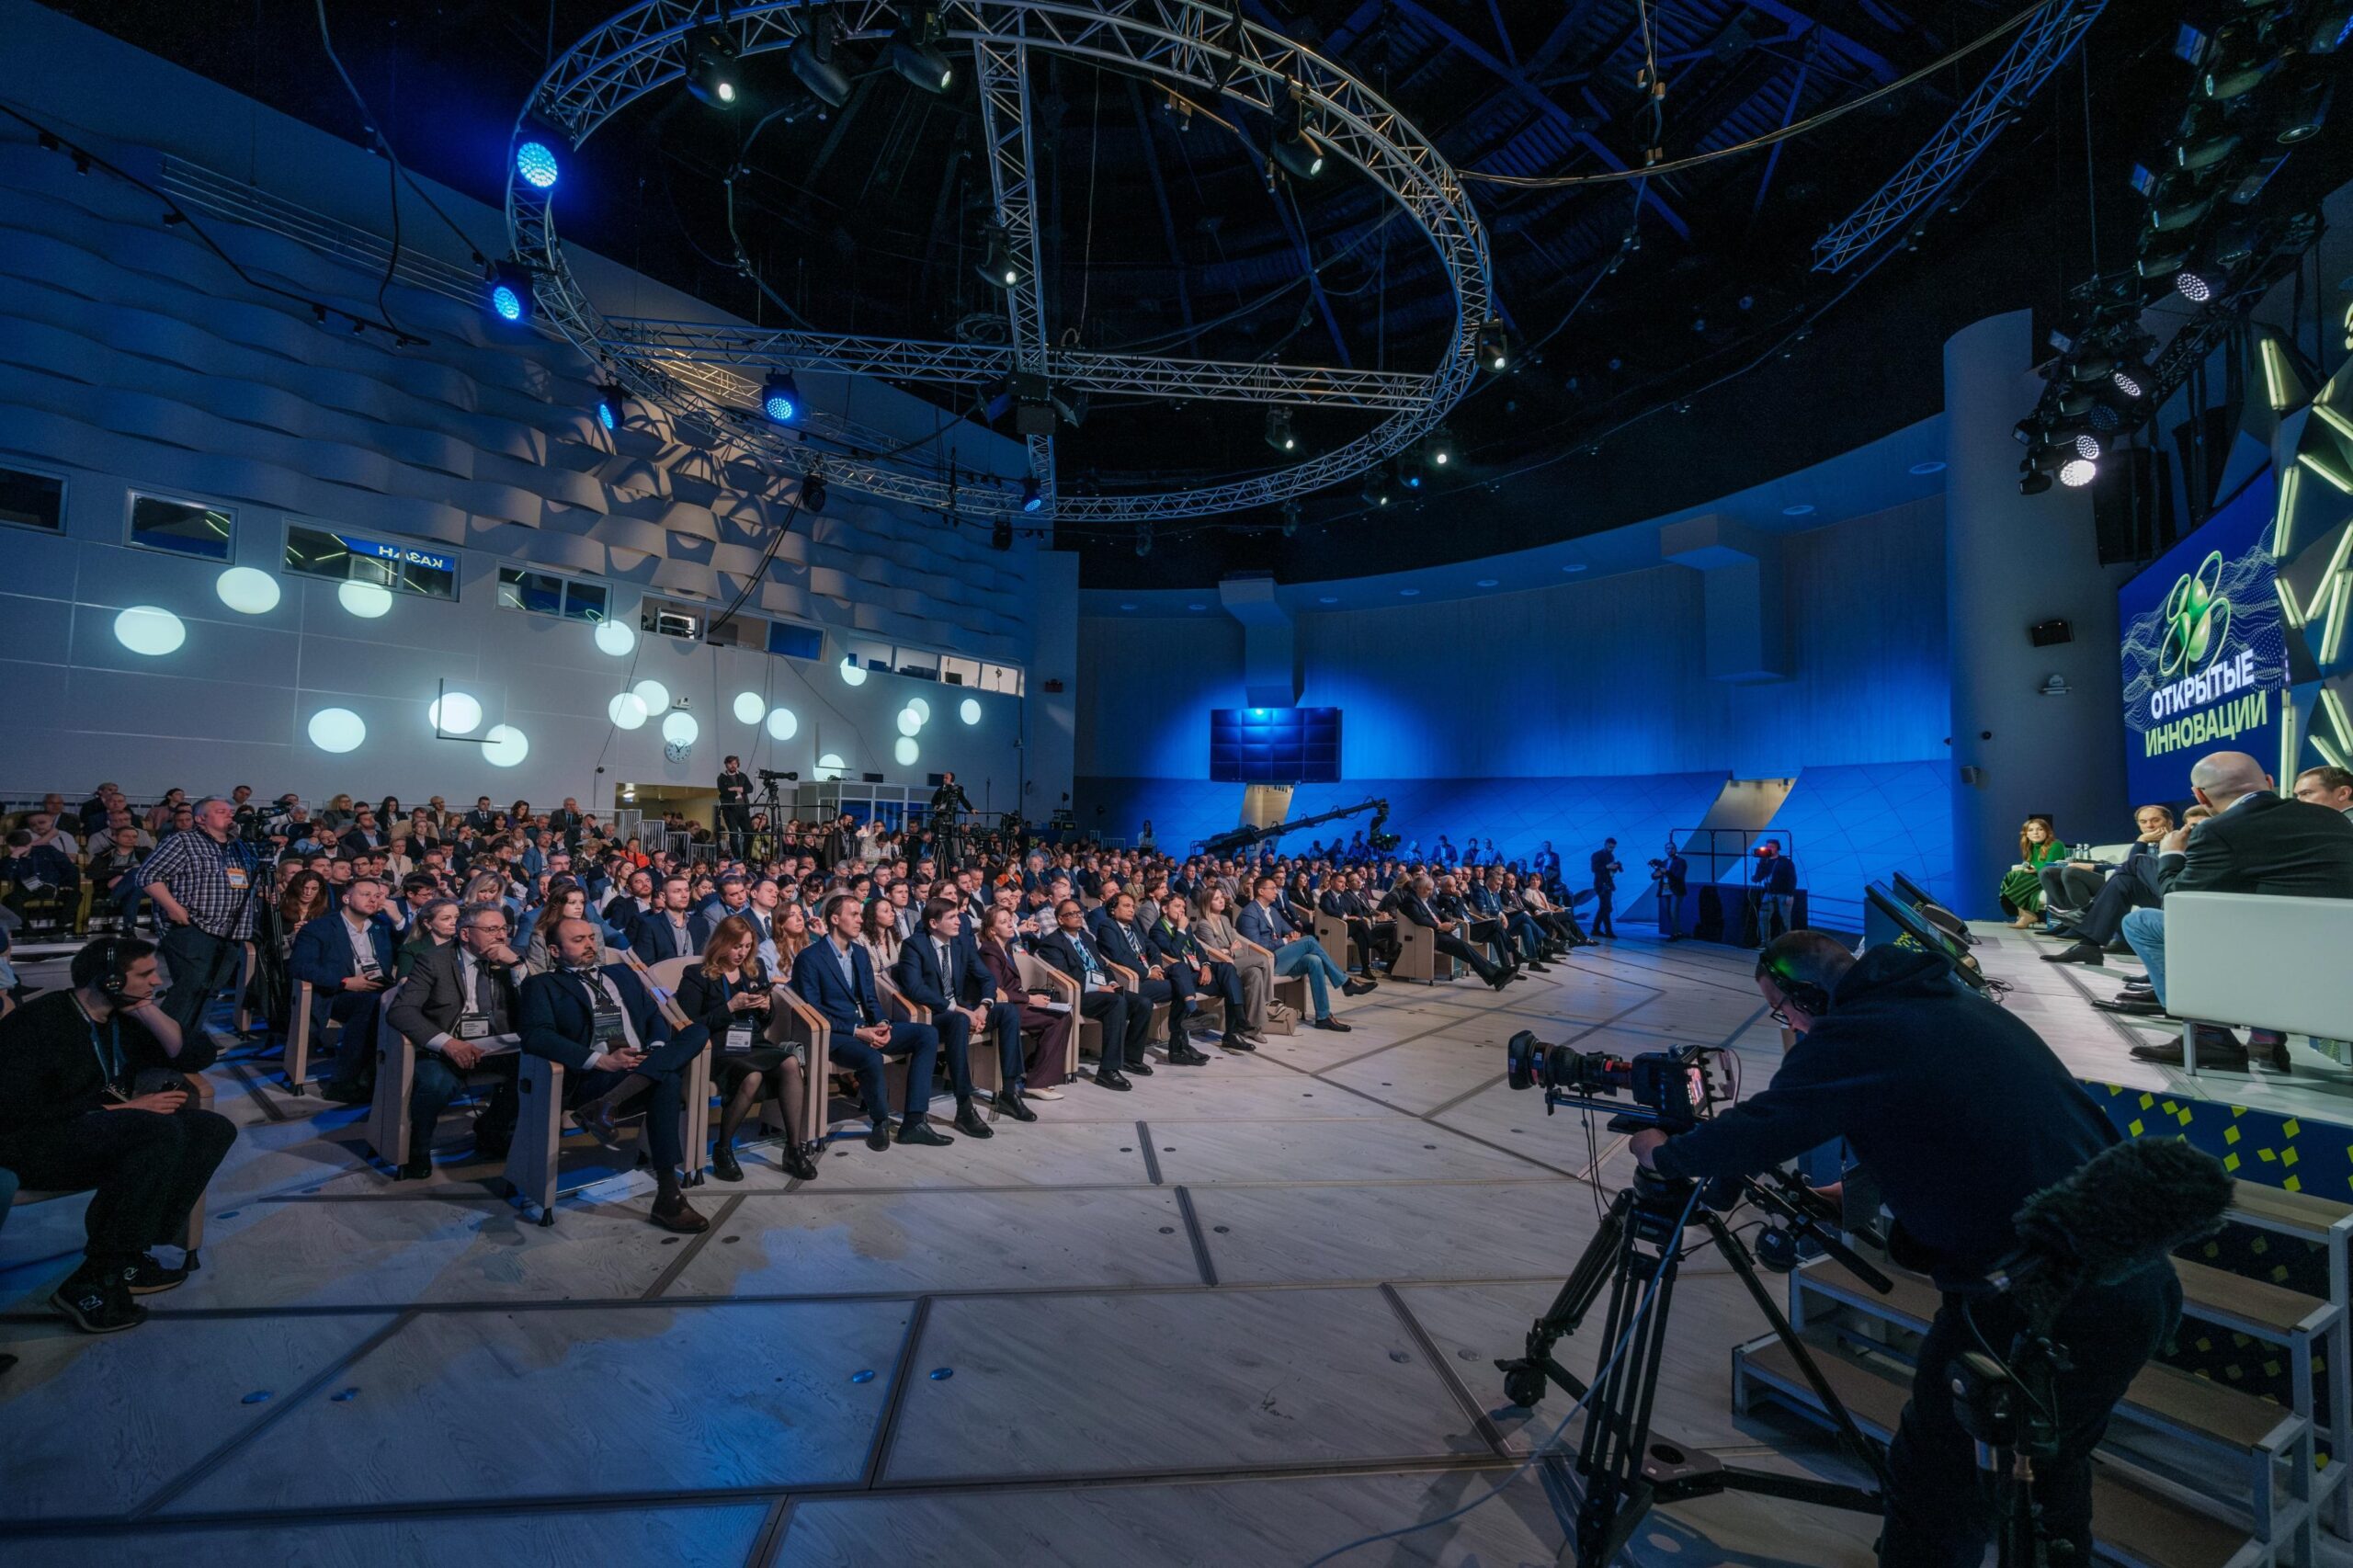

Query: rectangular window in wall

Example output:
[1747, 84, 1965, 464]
[497, 566, 606, 620]
[286, 523, 457, 599]
[130, 494, 233, 561]
[767, 621, 824, 661]
[0, 465, 64, 533]
[978, 662, 1023, 696]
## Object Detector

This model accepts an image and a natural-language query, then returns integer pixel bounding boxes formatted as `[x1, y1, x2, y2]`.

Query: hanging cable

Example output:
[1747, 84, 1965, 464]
[313, 0, 414, 341]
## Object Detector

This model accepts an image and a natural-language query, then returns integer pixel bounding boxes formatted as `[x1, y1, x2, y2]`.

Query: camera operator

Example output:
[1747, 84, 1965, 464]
[1625, 930, 2179, 1567]
[1651, 838, 1688, 941]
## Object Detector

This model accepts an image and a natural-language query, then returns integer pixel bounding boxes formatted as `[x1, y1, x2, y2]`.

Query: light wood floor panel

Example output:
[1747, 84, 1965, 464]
[1151, 1116, 1541, 1185]
[878, 1287, 1477, 1482]
[168, 1301, 910, 1512]
[22, 1502, 776, 1568]
[1191, 1180, 1594, 1286]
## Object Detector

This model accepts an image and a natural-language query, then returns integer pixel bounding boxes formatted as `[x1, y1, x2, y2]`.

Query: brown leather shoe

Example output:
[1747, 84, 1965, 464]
[649, 1194, 710, 1233]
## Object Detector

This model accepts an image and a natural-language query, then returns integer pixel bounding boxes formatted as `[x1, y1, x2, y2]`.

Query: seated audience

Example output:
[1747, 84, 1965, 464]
[894, 896, 1029, 1131]
[384, 903, 524, 1176]
[1386, 872, 1514, 989]
[631, 875, 700, 961]
[858, 894, 904, 974]
[1156, 894, 1254, 1052]
[972, 903, 1073, 1099]
[395, 896, 462, 979]
[516, 917, 709, 1230]
[0, 938, 237, 1333]
[1034, 898, 1141, 1089]
[2120, 750, 2353, 1071]
[1193, 885, 1271, 1041]
[1238, 875, 1372, 1029]
[791, 892, 949, 1149]
[289, 875, 398, 1104]
[676, 915, 817, 1181]
[1089, 890, 1208, 1062]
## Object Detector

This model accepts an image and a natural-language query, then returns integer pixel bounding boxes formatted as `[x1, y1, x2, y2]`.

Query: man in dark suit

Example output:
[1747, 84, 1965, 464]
[517, 918, 710, 1232]
[1386, 873, 1514, 990]
[715, 757, 753, 858]
[631, 875, 699, 961]
[1090, 891, 1209, 1063]
[291, 876, 400, 1104]
[2124, 750, 2353, 1069]
[464, 796, 498, 834]
[385, 903, 525, 1177]
[1588, 838, 1622, 938]
[894, 897, 1032, 1131]
[1035, 899, 1142, 1089]
[791, 892, 951, 1150]
[1320, 870, 1397, 976]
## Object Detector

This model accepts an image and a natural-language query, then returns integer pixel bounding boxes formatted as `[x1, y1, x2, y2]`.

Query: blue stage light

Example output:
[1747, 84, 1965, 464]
[1020, 474, 1043, 512]
[597, 386, 622, 431]
[516, 140, 560, 189]
[485, 260, 532, 324]
[762, 369, 801, 423]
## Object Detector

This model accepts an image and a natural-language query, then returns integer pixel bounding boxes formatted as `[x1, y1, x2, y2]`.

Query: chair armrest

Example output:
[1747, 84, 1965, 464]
[876, 972, 926, 1023]
[1233, 935, 1272, 961]
[769, 985, 832, 1055]
[1105, 960, 1140, 992]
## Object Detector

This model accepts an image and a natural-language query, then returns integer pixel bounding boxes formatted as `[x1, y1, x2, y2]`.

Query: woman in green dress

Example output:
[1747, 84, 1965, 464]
[1998, 816, 2068, 927]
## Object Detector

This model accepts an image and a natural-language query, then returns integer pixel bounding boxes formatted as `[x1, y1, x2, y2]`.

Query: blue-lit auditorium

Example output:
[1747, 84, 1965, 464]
[1, 1, 2349, 1563]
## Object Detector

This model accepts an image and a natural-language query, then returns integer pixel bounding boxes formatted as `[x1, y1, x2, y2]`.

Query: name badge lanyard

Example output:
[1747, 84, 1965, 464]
[722, 972, 756, 1052]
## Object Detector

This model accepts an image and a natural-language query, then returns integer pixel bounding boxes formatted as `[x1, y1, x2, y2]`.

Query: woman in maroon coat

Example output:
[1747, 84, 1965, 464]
[974, 904, 1072, 1096]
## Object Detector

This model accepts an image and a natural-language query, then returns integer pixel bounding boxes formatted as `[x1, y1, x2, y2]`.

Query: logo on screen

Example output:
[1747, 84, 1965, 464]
[2158, 551, 2232, 678]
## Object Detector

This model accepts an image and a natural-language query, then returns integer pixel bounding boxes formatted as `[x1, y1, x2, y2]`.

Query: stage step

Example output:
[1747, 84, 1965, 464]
[1735, 1337, 2269, 1568]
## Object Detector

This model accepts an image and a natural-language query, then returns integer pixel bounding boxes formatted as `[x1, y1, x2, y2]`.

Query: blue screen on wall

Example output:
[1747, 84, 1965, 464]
[2118, 471, 2286, 803]
[1209, 707, 1343, 783]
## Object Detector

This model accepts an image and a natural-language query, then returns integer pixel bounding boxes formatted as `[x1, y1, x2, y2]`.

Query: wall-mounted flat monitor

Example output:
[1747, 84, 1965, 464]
[1209, 706, 1342, 783]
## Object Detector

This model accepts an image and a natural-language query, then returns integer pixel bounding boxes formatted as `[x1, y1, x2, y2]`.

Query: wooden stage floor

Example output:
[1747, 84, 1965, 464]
[10, 929, 2171, 1567]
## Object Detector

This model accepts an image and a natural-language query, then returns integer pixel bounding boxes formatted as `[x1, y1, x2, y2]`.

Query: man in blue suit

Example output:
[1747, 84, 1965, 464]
[631, 875, 700, 962]
[792, 892, 951, 1152]
[1236, 874, 1370, 1032]
[517, 917, 710, 1233]
[291, 876, 400, 1103]
[893, 897, 1031, 1133]
[1089, 890, 1210, 1064]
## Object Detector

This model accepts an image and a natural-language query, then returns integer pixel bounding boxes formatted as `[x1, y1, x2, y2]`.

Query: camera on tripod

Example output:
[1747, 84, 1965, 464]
[1505, 1030, 1725, 1131]
[756, 768, 798, 782]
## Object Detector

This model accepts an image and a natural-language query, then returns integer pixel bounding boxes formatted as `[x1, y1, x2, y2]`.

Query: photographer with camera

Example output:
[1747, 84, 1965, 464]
[1624, 931, 2180, 1567]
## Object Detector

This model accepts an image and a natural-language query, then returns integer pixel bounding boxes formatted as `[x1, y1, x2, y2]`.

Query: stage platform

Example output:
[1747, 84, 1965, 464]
[6, 928, 2283, 1568]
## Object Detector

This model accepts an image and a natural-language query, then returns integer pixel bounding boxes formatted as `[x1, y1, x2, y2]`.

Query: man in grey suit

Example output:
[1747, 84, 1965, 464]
[385, 904, 524, 1178]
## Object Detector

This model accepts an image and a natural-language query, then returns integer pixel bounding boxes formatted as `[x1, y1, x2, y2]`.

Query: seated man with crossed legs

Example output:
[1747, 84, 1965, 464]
[792, 892, 951, 1151]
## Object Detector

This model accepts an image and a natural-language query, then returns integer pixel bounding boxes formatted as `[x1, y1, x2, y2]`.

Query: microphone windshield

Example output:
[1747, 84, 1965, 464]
[2008, 1138, 2231, 1306]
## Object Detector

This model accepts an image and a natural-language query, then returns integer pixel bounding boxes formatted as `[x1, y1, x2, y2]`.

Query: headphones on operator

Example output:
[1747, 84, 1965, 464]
[72, 937, 128, 999]
[1755, 947, 1834, 1020]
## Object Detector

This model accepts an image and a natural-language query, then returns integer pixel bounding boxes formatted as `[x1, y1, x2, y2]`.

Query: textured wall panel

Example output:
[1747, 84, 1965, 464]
[1762, 759, 1956, 932]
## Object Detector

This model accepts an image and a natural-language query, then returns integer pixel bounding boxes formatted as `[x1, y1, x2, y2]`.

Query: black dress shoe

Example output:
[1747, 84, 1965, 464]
[1341, 977, 1377, 996]
[2131, 1028, 2247, 1067]
[865, 1122, 894, 1152]
[1092, 1069, 1132, 1091]
[1487, 971, 1512, 992]
[896, 1120, 956, 1147]
[953, 1099, 995, 1139]
[1123, 1057, 1155, 1076]
[710, 1143, 745, 1182]
[398, 1150, 433, 1181]
[1311, 1017, 1352, 1032]
[1221, 1033, 1256, 1052]
[999, 1085, 1039, 1121]
[1167, 1042, 1211, 1065]
[1525, 960, 1552, 973]
[781, 1145, 820, 1180]
[2091, 997, 2165, 1016]
[2040, 942, 2104, 966]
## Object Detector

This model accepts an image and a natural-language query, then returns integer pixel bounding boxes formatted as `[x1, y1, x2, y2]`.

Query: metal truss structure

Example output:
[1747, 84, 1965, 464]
[1811, 0, 2107, 274]
[507, 0, 1494, 524]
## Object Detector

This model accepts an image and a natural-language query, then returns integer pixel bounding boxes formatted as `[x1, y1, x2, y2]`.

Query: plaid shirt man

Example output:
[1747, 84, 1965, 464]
[139, 829, 258, 939]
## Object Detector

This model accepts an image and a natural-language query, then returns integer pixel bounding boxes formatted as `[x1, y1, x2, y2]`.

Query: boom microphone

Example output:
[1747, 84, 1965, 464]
[1989, 1138, 2231, 1318]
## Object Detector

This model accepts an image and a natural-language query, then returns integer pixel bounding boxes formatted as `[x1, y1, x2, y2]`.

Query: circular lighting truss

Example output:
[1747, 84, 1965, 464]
[506, 1, 1493, 526]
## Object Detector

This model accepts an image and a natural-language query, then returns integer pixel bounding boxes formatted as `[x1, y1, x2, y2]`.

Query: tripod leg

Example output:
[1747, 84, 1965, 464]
[1501, 1189, 1632, 1407]
[1703, 1209, 1893, 1495]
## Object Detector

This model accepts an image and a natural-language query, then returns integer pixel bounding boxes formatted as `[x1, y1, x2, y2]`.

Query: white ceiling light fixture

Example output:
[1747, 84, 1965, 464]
[214, 567, 280, 615]
[429, 692, 483, 734]
[483, 723, 529, 767]
[113, 605, 186, 656]
[338, 581, 393, 619]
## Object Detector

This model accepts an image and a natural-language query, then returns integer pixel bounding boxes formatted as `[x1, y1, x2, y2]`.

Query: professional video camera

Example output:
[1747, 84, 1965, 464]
[756, 767, 798, 782]
[1505, 1030, 1727, 1132]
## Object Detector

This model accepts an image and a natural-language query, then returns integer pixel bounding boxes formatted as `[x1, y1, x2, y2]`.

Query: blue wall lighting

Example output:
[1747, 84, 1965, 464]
[1210, 707, 1343, 783]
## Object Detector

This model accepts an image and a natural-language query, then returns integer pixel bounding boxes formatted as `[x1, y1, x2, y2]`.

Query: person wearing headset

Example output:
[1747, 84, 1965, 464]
[0, 937, 240, 1334]
[1625, 930, 2177, 1568]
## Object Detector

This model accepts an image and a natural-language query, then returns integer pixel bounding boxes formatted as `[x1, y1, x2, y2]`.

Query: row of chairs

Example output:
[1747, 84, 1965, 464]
[309, 937, 1311, 1221]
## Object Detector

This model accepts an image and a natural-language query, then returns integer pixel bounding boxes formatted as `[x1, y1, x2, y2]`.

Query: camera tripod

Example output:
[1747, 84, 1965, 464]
[1495, 1161, 1891, 1567]
[1954, 1311, 2073, 1567]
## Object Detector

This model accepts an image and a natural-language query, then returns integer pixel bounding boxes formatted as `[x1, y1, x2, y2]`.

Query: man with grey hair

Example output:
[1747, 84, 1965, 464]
[2123, 750, 2353, 1070]
[139, 795, 259, 1059]
[385, 903, 526, 1177]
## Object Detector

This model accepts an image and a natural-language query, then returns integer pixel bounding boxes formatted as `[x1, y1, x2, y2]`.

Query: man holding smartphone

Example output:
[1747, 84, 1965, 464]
[0, 937, 239, 1333]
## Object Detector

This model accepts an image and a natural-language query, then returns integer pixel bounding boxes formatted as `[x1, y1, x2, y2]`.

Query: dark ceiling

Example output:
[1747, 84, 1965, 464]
[51, 0, 2187, 587]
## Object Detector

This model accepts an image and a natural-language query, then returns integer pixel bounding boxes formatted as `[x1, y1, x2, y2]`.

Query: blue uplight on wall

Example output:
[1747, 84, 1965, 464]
[485, 261, 533, 324]
[516, 140, 560, 190]
[1209, 706, 1343, 783]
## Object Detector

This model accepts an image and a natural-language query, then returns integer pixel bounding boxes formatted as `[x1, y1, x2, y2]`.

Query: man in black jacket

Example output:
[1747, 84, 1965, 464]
[0, 939, 238, 1332]
[1588, 839, 1622, 938]
[1631, 932, 2178, 1568]
[2121, 750, 2353, 1069]
[1035, 900, 1142, 1088]
[892, 898, 1028, 1131]
[384, 904, 526, 1177]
